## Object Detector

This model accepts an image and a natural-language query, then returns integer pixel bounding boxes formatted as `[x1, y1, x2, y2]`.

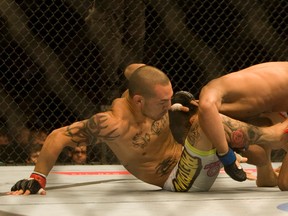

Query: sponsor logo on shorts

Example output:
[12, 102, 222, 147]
[172, 148, 202, 192]
[204, 160, 221, 177]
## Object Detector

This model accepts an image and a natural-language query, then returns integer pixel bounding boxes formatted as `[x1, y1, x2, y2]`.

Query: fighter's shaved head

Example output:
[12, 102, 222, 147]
[128, 66, 170, 98]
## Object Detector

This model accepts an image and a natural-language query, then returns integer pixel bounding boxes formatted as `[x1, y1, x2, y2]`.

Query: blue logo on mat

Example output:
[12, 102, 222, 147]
[277, 203, 288, 212]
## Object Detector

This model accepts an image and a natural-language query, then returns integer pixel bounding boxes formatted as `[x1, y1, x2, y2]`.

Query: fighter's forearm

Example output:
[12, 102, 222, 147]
[34, 113, 119, 176]
[34, 129, 68, 176]
[198, 104, 229, 153]
[34, 122, 92, 176]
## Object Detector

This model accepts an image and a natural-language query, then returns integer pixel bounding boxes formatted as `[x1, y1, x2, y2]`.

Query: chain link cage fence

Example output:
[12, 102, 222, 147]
[0, 0, 287, 165]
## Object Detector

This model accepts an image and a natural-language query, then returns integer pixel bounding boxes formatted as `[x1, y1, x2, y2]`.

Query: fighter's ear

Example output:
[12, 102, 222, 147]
[133, 95, 144, 105]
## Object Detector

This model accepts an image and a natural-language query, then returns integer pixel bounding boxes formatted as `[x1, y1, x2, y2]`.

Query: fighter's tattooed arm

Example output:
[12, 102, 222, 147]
[186, 121, 200, 147]
[221, 114, 263, 150]
[64, 113, 120, 146]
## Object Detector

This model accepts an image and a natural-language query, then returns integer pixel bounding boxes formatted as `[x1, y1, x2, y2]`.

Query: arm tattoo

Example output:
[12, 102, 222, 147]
[221, 115, 263, 150]
[65, 114, 120, 146]
[186, 122, 200, 147]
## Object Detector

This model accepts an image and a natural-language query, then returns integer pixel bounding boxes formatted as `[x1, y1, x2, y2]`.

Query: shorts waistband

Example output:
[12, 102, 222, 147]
[184, 139, 216, 156]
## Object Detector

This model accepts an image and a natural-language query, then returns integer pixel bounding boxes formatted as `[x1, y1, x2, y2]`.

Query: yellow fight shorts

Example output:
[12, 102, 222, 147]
[163, 139, 222, 192]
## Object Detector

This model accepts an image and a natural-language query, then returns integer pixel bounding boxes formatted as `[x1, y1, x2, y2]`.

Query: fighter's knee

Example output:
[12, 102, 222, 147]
[278, 179, 288, 191]
[242, 146, 269, 166]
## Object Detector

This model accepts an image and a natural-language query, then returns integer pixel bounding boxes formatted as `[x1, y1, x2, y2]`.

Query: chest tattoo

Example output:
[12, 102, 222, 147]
[132, 116, 167, 149]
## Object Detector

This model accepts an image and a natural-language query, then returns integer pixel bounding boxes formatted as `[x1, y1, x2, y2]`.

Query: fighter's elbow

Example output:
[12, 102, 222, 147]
[46, 127, 69, 147]
[49, 127, 63, 137]
[198, 99, 215, 114]
[199, 86, 221, 112]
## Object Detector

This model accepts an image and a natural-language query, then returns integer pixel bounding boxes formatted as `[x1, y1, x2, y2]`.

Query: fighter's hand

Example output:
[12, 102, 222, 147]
[171, 91, 196, 113]
[170, 103, 189, 112]
[8, 172, 46, 195]
[244, 170, 257, 181]
[235, 152, 247, 164]
[235, 153, 256, 181]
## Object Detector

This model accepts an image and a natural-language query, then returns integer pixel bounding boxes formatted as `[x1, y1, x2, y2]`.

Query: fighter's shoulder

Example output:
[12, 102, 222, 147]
[90, 108, 129, 139]
[110, 98, 129, 117]
[106, 98, 131, 127]
[202, 73, 244, 96]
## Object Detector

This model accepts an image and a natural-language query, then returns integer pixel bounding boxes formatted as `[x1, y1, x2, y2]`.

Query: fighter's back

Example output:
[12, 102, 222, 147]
[204, 62, 288, 119]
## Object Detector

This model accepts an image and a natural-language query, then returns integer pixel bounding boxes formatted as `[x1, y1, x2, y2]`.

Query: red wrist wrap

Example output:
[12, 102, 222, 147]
[30, 173, 46, 189]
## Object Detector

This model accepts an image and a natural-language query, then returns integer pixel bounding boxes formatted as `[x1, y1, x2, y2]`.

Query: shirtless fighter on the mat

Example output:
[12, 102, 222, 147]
[9, 64, 288, 195]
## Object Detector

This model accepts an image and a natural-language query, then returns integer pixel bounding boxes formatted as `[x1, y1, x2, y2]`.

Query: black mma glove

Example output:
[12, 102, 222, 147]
[11, 172, 46, 194]
[171, 91, 195, 110]
[217, 148, 247, 182]
[169, 91, 196, 145]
